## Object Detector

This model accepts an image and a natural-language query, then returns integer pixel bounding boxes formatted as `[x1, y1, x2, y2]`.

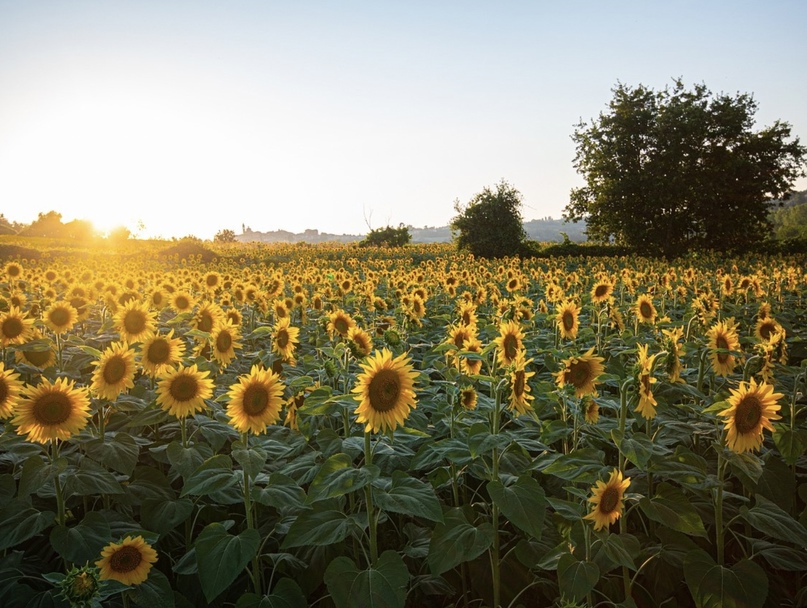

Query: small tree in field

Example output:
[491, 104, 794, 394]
[451, 180, 528, 258]
[214, 229, 237, 243]
[359, 224, 411, 248]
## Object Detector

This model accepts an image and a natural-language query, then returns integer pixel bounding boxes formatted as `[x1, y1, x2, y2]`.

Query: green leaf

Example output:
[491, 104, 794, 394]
[127, 568, 175, 608]
[324, 551, 408, 608]
[467, 423, 511, 459]
[374, 471, 443, 523]
[0, 474, 14, 507]
[638, 482, 707, 537]
[195, 523, 261, 603]
[18, 455, 65, 497]
[140, 498, 195, 536]
[750, 539, 807, 572]
[740, 494, 807, 546]
[683, 549, 768, 608]
[50, 511, 111, 564]
[251, 473, 307, 514]
[307, 454, 377, 504]
[0, 500, 55, 550]
[487, 475, 547, 540]
[557, 553, 600, 603]
[427, 508, 494, 575]
[539, 448, 604, 484]
[611, 430, 658, 470]
[84, 433, 140, 476]
[232, 444, 268, 481]
[773, 427, 806, 467]
[64, 458, 124, 497]
[282, 508, 357, 549]
[180, 455, 237, 497]
[724, 449, 763, 487]
[235, 578, 307, 608]
[167, 441, 214, 480]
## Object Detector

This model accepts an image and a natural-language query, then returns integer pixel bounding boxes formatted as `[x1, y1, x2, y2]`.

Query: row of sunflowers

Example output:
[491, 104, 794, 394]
[0, 243, 805, 607]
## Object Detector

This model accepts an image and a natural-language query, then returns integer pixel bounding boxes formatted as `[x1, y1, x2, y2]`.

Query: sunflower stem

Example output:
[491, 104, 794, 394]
[363, 431, 378, 567]
[715, 449, 727, 566]
[51, 440, 66, 528]
[98, 401, 106, 442]
[241, 433, 262, 595]
[696, 348, 708, 394]
[490, 383, 502, 608]
[180, 417, 188, 449]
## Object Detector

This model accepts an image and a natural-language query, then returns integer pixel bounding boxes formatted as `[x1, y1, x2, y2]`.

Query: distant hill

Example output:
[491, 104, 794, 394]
[237, 217, 587, 245]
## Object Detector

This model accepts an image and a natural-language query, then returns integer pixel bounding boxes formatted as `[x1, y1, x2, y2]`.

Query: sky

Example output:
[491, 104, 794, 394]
[1, 1, 806, 240]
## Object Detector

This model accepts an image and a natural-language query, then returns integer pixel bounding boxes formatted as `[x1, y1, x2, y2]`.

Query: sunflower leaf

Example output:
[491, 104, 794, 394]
[0, 500, 55, 551]
[282, 508, 359, 549]
[487, 475, 547, 540]
[324, 551, 408, 608]
[557, 553, 600, 602]
[180, 454, 237, 497]
[306, 454, 378, 504]
[195, 523, 260, 604]
[49, 511, 111, 564]
[427, 507, 494, 575]
[683, 549, 768, 608]
[638, 482, 707, 537]
[374, 471, 444, 523]
[739, 494, 807, 546]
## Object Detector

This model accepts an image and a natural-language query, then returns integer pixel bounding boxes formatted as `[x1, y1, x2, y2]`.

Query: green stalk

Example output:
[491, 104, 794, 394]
[364, 431, 378, 567]
[51, 441, 66, 527]
[242, 433, 262, 595]
[180, 416, 188, 448]
[715, 449, 726, 566]
[98, 401, 106, 442]
[491, 384, 502, 608]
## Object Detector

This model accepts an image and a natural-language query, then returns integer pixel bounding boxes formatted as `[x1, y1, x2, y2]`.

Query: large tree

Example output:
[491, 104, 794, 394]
[451, 180, 528, 258]
[564, 80, 807, 256]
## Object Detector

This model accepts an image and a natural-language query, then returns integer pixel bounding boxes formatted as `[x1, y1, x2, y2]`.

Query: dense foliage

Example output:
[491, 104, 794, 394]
[359, 224, 412, 248]
[565, 80, 807, 257]
[0, 240, 806, 608]
[451, 180, 529, 258]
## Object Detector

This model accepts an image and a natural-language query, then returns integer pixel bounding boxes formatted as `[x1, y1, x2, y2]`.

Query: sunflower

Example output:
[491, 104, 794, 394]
[754, 316, 782, 343]
[171, 291, 195, 314]
[285, 393, 303, 431]
[460, 336, 484, 376]
[192, 301, 225, 334]
[493, 320, 524, 368]
[328, 309, 356, 339]
[635, 344, 658, 420]
[96, 535, 158, 586]
[457, 302, 478, 328]
[554, 347, 605, 398]
[138, 330, 185, 377]
[459, 386, 478, 410]
[352, 349, 418, 434]
[662, 326, 685, 383]
[508, 352, 535, 416]
[583, 469, 631, 531]
[4, 261, 23, 281]
[635, 294, 657, 325]
[555, 300, 580, 341]
[90, 342, 137, 401]
[582, 396, 599, 424]
[44, 301, 79, 335]
[210, 320, 243, 367]
[347, 326, 373, 359]
[446, 324, 475, 366]
[590, 280, 613, 304]
[0, 306, 34, 346]
[0, 362, 23, 418]
[707, 318, 741, 377]
[226, 365, 285, 434]
[273, 317, 300, 364]
[114, 301, 156, 344]
[718, 378, 783, 453]
[156, 364, 214, 419]
[12, 377, 91, 443]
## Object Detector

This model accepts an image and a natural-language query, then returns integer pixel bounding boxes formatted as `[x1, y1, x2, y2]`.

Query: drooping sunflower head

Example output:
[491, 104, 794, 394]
[96, 535, 158, 586]
[347, 326, 373, 359]
[755, 316, 782, 343]
[12, 377, 91, 443]
[0, 306, 34, 346]
[662, 326, 685, 383]
[459, 386, 478, 410]
[718, 378, 782, 453]
[352, 349, 418, 434]
[555, 300, 581, 341]
[554, 347, 605, 398]
[114, 301, 156, 344]
[582, 396, 599, 424]
[226, 365, 284, 434]
[192, 301, 225, 335]
[707, 318, 741, 377]
[583, 469, 631, 531]
[328, 309, 356, 339]
[494, 320, 524, 367]
[635, 294, 657, 325]
[634, 343, 658, 420]
[0, 362, 24, 419]
[91, 342, 137, 401]
[508, 352, 535, 416]
[156, 364, 214, 419]
[273, 317, 300, 363]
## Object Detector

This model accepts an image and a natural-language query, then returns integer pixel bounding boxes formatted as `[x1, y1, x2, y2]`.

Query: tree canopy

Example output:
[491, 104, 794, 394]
[564, 80, 807, 256]
[359, 224, 411, 248]
[451, 180, 528, 258]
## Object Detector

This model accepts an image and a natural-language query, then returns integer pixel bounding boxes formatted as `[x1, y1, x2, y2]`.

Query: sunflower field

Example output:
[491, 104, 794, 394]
[0, 241, 806, 608]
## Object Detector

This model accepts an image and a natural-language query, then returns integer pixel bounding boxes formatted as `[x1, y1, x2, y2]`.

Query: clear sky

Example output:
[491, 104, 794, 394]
[1, 0, 805, 240]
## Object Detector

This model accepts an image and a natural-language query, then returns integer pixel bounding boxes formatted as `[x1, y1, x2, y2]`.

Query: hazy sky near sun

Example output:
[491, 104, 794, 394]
[1, 1, 805, 240]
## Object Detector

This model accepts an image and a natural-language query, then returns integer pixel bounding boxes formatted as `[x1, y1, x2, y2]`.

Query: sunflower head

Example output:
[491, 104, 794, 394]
[494, 320, 524, 367]
[226, 365, 285, 435]
[718, 378, 783, 453]
[96, 535, 158, 586]
[707, 318, 741, 377]
[590, 281, 613, 304]
[156, 364, 214, 419]
[138, 330, 185, 378]
[554, 348, 605, 398]
[0, 362, 24, 419]
[635, 295, 657, 325]
[12, 377, 91, 443]
[555, 300, 580, 341]
[459, 386, 478, 410]
[583, 469, 631, 531]
[211, 320, 243, 367]
[114, 301, 156, 344]
[328, 309, 356, 339]
[57, 564, 100, 607]
[347, 326, 373, 359]
[508, 352, 535, 416]
[91, 342, 137, 401]
[0, 306, 34, 346]
[352, 349, 418, 434]
[273, 317, 301, 363]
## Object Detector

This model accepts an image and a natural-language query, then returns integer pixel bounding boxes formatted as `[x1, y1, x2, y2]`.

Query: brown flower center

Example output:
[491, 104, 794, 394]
[567, 360, 592, 388]
[513, 369, 526, 397]
[109, 545, 142, 573]
[197, 312, 215, 333]
[276, 329, 289, 349]
[216, 331, 233, 352]
[502, 334, 518, 361]
[639, 301, 653, 319]
[24, 349, 52, 366]
[175, 296, 190, 310]
[334, 317, 349, 335]
[241, 384, 269, 416]
[102, 356, 128, 384]
[169, 374, 199, 402]
[1, 317, 23, 339]
[758, 321, 776, 341]
[123, 310, 147, 336]
[0, 379, 8, 404]
[562, 311, 575, 332]
[594, 284, 609, 299]
[599, 486, 621, 515]
[49, 307, 72, 328]
[735, 395, 762, 434]
[147, 339, 171, 365]
[32, 391, 73, 425]
[368, 369, 401, 413]
[716, 335, 730, 364]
